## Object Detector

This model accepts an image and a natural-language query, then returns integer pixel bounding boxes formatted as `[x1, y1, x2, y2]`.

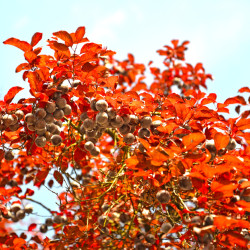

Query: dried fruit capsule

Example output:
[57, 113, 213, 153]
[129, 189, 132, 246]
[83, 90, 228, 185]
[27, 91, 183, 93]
[84, 141, 95, 151]
[179, 176, 192, 191]
[53, 109, 64, 120]
[54, 120, 62, 127]
[83, 118, 95, 131]
[191, 216, 201, 225]
[45, 218, 53, 226]
[129, 115, 139, 126]
[4, 151, 14, 161]
[96, 112, 108, 124]
[160, 222, 172, 233]
[15, 110, 24, 120]
[46, 123, 57, 134]
[119, 124, 131, 135]
[80, 112, 88, 122]
[79, 124, 85, 134]
[45, 102, 56, 113]
[40, 224, 48, 233]
[44, 114, 54, 124]
[150, 120, 162, 134]
[63, 104, 72, 116]
[138, 143, 146, 153]
[204, 215, 214, 226]
[107, 107, 116, 119]
[57, 83, 69, 93]
[35, 119, 46, 130]
[3, 114, 14, 127]
[123, 133, 135, 145]
[226, 138, 236, 150]
[110, 115, 124, 128]
[156, 190, 171, 203]
[53, 215, 62, 224]
[25, 113, 36, 124]
[35, 108, 46, 119]
[16, 209, 25, 220]
[36, 128, 46, 136]
[119, 213, 130, 223]
[51, 135, 62, 146]
[140, 116, 152, 128]
[35, 136, 47, 147]
[86, 130, 96, 138]
[138, 128, 150, 138]
[90, 99, 98, 111]
[24, 204, 33, 214]
[122, 114, 131, 124]
[10, 203, 21, 213]
[90, 147, 100, 157]
[9, 123, 19, 131]
[95, 100, 108, 112]
[241, 187, 250, 202]
[101, 203, 109, 212]
[55, 98, 67, 109]
[98, 215, 108, 226]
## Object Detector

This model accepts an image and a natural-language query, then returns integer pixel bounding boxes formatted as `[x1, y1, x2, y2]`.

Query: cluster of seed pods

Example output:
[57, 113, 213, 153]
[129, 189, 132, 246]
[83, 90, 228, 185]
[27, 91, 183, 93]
[39, 214, 68, 233]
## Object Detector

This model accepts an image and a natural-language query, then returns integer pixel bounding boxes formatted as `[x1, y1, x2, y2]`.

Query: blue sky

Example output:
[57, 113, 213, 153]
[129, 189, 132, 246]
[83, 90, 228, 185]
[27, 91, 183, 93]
[1, 0, 250, 103]
[1, 0, 250, 229]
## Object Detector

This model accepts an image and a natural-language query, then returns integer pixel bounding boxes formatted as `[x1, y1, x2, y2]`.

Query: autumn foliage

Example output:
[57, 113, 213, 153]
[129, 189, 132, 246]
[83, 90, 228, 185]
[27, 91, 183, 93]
[0, 26, 250, 249]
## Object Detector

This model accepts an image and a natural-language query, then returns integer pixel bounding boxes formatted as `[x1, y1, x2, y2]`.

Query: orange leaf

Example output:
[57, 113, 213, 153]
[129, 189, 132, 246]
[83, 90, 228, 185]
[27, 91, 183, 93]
[24, 50, 37, 63]
[26, 71, 43, 93]
[214, 216, 250, 230]
[182, 132, 206, 151]
[75, 26, 86, 43]
[224, 96, 246, 106]
[53, 30, 73, 46]
[54, 170, 63, 186]
[238, 86, 250, 93]
[214, 132, 230, 150]
[236, 118, 250, 130]
[15, 63, 30, 73]
[53, 41, 70, 52]
[125, 156, 139, 169]
[13, 238, 26, 247]
[3, 37, 32, 52]
[4, 86, 24, 104]
[28, 223, 37, 232]
[31, 32, 42, 47]
[102, 76, 118, 89]
[34, 169, 49, 187]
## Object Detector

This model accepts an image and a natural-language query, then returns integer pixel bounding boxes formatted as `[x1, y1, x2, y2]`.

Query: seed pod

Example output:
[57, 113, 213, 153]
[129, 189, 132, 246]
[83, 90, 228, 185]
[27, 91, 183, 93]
[25, 113, 36, 125]
[20, 167, 28, 175]
[122, 114, 131, 124]
[4, 151, 14, 161]
[80, 112, 88, 122]
[98, 215, 109, 226]
[9, 123, 19, 131]
[156, 190, 171, 203]
[241, 187, 250, 202]
[10, 114, 18, 125]
[35, 119, 46, 130]
[95, 100, 108, 112]
[9, 180, 18, 187]
[46, 123, 57, 134]
[36, 128, 46, 135]
[84, 141, 95, 151]
[140, 116, 152, 128]
[45, 131, 52, 141]
[179, 176, 192, 191]
[145, 234, 156, 244]
[226, 138, 236, 150]
[119, 213, 130, 223]
[130, 126, 136, 134]
[53, 215, 62, 224]
[44, 114, 54, 124]
[160, 222, 172, 233]
[55, 98, 67, 109]
[90, 99, 98, 111]
[57, 83, 69, 93]
[45, 218, 53, 226]
[129, 115, 139, 126]
[53, 109, 64, 120]
[101, 203, 109, 212]
[86, 130, 96, 138]
[83, 118, 95, 131]
[123, 133, 136, 145]
[90, 147, 100, 157]
[24, 204, 33, 214]
[15, 110, 24, 120]
[79, 124, 85, 134]
[11, 215, 19, 222]
[35, 108, 46, 119]
[54, 120, 62, 127]
[191, 216, 201, 225]
[45, 102, 56, 113]
[40, 224, 48, 233]
[107, 107, 116, 119]
[110, 115, 124, 128]
[119, 124, 131, 135]
[51, 135, 62, 146]
[53, 92, 62, 100]
[63, 104, 72, 116]
[35, 136, 47, 147]
[138, 128, 150, 138]
[204, 215, 214, 226]
[10, 203, 21, 213]
[16, 209, 25, 220]
[138, 143, 146, 153]
[150, 120, 162, 134]
[96, 112, 108, 124]
[3, 114, 14, 127]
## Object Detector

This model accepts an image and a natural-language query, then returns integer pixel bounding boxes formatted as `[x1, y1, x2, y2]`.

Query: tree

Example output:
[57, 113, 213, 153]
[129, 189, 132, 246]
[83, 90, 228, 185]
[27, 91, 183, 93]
[0, 26, 250, 249]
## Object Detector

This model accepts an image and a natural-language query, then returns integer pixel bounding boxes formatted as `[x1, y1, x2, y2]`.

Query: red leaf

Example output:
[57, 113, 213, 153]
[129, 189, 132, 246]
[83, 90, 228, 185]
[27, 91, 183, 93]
[16, 63, 30, 73]
[53, 31, 73, 47]
[31, 32, 42, 47]
[214, 216, 250, 230]
[75, 26, 86, 43]
[3, 38, 32, 52]
[4, 86, 24, 104]
[214, 132, 230, 150]
[24, 50, 37, 63]
[80, 43, 102, 54]
[53, 41, 69, 51]
[25, 188, 34, 196]
[53, 170, 63, 186]
[101, 76, 118, 89]
[238, 86, 250, 93]
[26, 71, 43, 93]
[13, 238, 26, 247]
[125, 156, 139, 169]
[236, 118, 250, 130]
[34, 169, 49, 187]
[224, 96, 246, 106]
[182, 132, 206, 151]
[28, 223, 37, 232]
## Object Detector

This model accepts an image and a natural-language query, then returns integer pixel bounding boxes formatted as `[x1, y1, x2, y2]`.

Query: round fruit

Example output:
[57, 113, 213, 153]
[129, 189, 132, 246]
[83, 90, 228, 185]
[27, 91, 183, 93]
[129, 115, 139, 126]
[90, 147, 100, 157]
[46, 123, 57, 134]
[51, 135, 62, 146]
[150, 120, 162, 134]
[119, 124, 130, 135]
[238, 178, 248, 184]
[226, 138, 236, 150]
[138, 128, 150, 138]
[40, 224, 48, 233]
[4, 151, 14, 161]
[145, 234, 155, 244]
[53, 215, 62, 224]
[84, 141, 95, 151]
[82, 118, 95, 131]
[10, 203, 21, 213]
[86, 130, 96, 138]
[98, 215, 109, 226]
[16, 209, 25, 220]
[230, 195, 240, 203]
[101, 203, 109, 212]
[140, 116, 152, 128]
[15, 110, 24, 120]
[9, 123, 19, 131]
[119, 213, 130, 223]
[55, 98, 67, 109]
[123, 133, 135, 145]
[122, 114, 130, 124]
[44, 114, 54, 124]
[80, 112, 88, 122]
[35, 119, 46, 130]
[63, 104, 72, 116]
[240, 187, 250, 202]
[204, 215, 214, 226]
[9, 180, 18, 187]
[35, 136, 47, 147]
[160, 222, 172, 233]
[110, 115, 124, 128]
[36, 129, 46, 136]
[45, 218, 53, 226]
[10, 114, 18, 125]
[179, 176, 192, 191]
[25, 113, 36, 124]
[138, 143, 146, 153]
[90, 99, 98, 111]
[79, 124, 85, 134]
[53, 109, 64, 120]
[35, 108, 46, 119]
[96, 112, 108, 124]
[107, 107, 116, 119]
[3, 114, 14, 127]
[45, 102, 56, 113]
[95, 100, 108, 112]
[156, 190, 171, 203]
[24, 204, 33, 214]
[54, 120, 62, 127]
[57, 83, 69, 93]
